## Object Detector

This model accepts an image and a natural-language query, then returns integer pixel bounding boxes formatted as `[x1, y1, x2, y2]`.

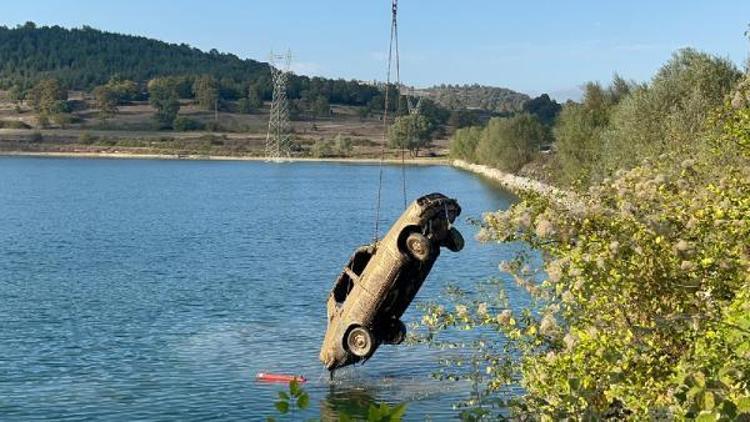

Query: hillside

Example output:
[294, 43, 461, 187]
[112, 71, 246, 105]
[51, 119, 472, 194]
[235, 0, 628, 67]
[0, 23, 380, 106]
[417, 84, 529, 113]
[0, 23, 268, 89]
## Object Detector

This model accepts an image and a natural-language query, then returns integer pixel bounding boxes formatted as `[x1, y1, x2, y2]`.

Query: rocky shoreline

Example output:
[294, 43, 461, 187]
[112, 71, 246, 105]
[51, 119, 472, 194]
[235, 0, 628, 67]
[452, 159, 579, 207]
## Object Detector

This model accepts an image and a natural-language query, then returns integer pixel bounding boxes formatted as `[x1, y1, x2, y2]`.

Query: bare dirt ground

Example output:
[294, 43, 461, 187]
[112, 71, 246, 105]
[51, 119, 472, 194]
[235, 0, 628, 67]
[0, 96, 450, 159]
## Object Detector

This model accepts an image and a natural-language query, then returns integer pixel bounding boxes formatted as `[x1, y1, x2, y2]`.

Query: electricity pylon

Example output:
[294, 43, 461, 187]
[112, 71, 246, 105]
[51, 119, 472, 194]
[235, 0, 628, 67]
[265, 50, 293, 161]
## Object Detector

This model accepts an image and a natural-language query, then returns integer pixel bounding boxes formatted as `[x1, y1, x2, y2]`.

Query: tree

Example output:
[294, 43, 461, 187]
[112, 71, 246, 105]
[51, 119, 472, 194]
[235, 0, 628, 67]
[388, 114, 432, 157]
[474, 114, 549, 172]
[93, 85, 119, 118]
[8, 84, 24, 113]
[237, 87, 263, 114]
[8, 84, 24, 103]
[148, 77, 180, 128]
[192, 75, 219, 118]
[0, 25, 382, 109]
[601, 48, 741, 177]
[447, 109, 481, 129]
[27, 78, 67, 114]
[418, 98, 451, 127]
[27, 78, 69, 127]
[356, 106, 370, 121]
[552, 78, 634, 187]
[335, 134, 353, 157]
[92, 76, 137, 119]
[312, 95, 330, 119]
[449, 126, 482, 161]
[522, 93, 562, 126]
[106, 75, 138, 101]
[311, 138, 334, 157]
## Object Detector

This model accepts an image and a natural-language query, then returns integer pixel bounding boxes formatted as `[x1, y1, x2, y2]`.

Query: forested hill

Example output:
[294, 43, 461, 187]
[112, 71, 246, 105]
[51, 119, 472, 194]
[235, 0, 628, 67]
[418, 84, 530, 113]
[0, 23, 269, 89]
[0, 22, 381, 106]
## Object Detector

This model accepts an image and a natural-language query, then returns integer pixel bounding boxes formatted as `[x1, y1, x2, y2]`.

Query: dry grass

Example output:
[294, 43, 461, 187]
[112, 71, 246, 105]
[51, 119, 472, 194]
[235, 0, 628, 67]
[0, 97, 450, 158]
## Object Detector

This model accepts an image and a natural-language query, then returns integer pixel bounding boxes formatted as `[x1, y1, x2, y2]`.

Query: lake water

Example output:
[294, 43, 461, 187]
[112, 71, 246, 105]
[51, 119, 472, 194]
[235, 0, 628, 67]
[0, 157, 523, 420]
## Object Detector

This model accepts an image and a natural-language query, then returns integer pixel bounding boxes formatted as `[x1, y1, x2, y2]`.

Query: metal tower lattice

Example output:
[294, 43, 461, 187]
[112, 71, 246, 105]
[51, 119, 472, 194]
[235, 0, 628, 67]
[265, 50, 293, 161]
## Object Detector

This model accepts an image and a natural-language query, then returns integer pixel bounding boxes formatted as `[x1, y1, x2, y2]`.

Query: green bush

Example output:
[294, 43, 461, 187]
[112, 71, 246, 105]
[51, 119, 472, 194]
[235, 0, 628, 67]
[600, 49, 740, 180]
[334, 134, 353, 157]
[418, 83, 750, 418]
[449, 113, 549, 172]
[311, 138, 335, 158]
[449, 126, 481, 161]
[474, 113, 549, 172]
[204, 121, 222, 132]
[0, 120, 31, 129]
[551, 80, 630, 186]
[78, 132, 97, 144]
[29, 131, 43, 142]
[50, 113, 77, 128]
[172, 116, 205, 131]
[388, 114, 433, 156]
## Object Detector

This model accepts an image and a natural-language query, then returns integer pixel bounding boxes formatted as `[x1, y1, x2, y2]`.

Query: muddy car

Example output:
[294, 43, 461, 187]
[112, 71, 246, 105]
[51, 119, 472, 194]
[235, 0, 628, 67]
[319, 193, 463, 371]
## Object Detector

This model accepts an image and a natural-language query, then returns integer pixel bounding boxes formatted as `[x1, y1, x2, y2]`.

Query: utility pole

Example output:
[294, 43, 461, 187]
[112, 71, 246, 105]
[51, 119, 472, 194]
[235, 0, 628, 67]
[265, 50, 293, 161]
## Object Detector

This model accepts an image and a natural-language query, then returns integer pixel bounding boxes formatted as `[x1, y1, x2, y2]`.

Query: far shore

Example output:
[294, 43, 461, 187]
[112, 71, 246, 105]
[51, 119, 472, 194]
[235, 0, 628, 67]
[0, 150, 449, 166]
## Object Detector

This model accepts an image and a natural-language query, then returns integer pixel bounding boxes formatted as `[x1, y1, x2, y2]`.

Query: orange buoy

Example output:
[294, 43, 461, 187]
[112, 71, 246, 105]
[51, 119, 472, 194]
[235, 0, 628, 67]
[255, 372, 306, 383]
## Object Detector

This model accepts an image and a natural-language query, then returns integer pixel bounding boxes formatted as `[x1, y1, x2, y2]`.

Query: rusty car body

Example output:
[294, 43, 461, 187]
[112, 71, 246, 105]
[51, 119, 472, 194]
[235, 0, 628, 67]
[319, 193, 463, 370]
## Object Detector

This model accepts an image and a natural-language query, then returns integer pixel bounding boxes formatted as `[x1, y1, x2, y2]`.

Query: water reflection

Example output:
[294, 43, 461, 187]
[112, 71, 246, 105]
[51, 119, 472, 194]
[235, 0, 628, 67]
[321, 385, 377, 421]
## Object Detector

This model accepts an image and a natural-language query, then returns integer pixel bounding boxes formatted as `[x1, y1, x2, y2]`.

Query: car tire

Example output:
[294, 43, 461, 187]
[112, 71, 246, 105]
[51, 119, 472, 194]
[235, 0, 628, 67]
[346, 326, 374, 358]
[405, 232, 431, 261]
[385, 319, 406, 345]
[447, 227, 464, 252]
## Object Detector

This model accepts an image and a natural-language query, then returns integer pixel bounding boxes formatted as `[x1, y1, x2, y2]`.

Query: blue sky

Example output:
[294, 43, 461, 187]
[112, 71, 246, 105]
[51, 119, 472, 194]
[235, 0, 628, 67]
[2, 1, 749, 100]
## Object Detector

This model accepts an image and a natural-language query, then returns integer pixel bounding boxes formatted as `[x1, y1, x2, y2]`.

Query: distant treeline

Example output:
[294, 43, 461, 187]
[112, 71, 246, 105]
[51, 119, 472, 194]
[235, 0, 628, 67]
[0, 22, 381, 107]
[419, 84, 530, 113]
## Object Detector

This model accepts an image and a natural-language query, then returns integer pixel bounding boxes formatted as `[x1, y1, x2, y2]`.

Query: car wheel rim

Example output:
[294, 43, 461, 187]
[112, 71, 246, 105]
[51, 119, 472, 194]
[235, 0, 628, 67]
[348, 327, 371, 356]
[408, 238, 425, 255]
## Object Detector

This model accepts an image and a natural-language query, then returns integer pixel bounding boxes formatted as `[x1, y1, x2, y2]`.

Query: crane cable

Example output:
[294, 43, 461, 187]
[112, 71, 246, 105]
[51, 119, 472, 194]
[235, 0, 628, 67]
[373, 0, 407, 243]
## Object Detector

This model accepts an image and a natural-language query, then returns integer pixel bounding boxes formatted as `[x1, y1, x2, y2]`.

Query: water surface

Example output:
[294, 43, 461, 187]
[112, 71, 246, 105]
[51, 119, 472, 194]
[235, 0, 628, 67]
[0, 157, 523, 420]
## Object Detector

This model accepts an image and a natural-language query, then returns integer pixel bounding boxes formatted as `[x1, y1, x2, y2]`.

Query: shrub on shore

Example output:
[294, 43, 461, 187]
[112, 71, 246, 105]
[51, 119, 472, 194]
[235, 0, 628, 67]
[173, 116, 205, 131]
[450, 113, 549, 172]
[0, 119, 31, 129]
[421, 75, 750, 419]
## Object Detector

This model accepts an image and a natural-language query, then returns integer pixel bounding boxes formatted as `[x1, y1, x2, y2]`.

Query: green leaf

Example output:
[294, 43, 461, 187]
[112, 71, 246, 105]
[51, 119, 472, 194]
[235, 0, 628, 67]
[720, 399, 737, 419]
[289, 379, 301, 397]
[297, 393, 310, 410]
[275, 401, 289, 414]
[368, 403, 387, 421]
[695, 410, 718, 422]
[694, 372, 706, 388]
[389, 403, 407, 420]
[367, 405, 379, 421]
[278, 391, 289, 401]
[703, 391, 715, 411]
[738, 396, 750, 413]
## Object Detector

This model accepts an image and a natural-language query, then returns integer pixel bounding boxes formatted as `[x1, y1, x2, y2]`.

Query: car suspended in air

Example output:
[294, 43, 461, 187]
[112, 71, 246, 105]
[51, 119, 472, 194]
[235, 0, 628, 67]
[319, 193, 464, 371]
